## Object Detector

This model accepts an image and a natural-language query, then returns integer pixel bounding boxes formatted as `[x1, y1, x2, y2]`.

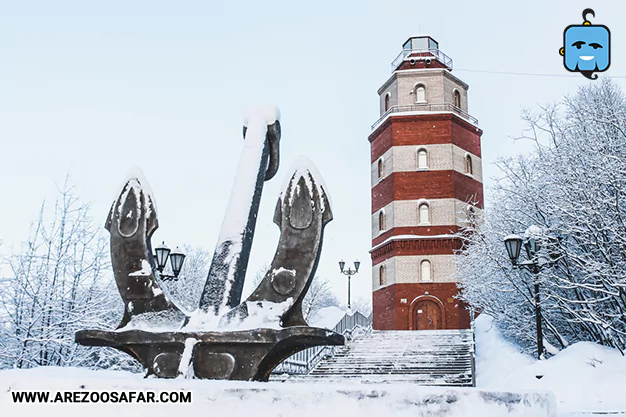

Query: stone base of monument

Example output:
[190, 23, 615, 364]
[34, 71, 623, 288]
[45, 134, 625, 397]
[76, 327, 343, 381]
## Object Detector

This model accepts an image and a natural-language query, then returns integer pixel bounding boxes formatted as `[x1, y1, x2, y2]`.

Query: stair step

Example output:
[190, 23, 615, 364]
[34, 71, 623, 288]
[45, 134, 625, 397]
[280, 329, 475, 388]
[321, 364, 472, 368]
[275, 376, 473, 385]
[320, 357, 471, 360]
[331, 357, 471, 360]
[311, 370, 471, 373]
[330, 352, 472, 357]
[312, 368, 471, 373]
[281, 375, 472, 380]
[327, 359, 472, 362]
[327, 358, 472, 361]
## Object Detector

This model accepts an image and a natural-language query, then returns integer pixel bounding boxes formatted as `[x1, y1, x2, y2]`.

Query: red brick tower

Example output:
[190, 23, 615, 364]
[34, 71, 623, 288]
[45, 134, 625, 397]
[369, 36, 483, 331]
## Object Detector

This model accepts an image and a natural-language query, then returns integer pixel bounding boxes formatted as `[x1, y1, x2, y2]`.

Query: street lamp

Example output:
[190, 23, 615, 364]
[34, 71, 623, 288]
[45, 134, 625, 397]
[154, 242, 186, 281]
[504, 234, 523, 263]
[338, 259, 360, 310]
[503, 227, 554, 360]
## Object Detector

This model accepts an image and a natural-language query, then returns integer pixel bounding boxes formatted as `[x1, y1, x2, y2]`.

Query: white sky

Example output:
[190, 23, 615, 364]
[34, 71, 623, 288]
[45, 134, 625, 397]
[1, 0, 625, 308]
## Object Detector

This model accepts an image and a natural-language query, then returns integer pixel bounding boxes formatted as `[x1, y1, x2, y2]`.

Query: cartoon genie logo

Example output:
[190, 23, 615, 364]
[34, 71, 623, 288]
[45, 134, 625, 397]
[560, 9, 611, 80]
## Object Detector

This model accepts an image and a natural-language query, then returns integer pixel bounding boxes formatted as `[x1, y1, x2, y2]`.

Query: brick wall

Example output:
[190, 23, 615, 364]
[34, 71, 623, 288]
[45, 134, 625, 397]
[371, 198, 482, 238]
[373, 254, 458, 287]
[379, 78, 399, 113]
[370, 124, 393, 162]
[371, 144, 483, 185]
[369, 115, 482, 160]
[373, 282, 470, 330]
[396, 72, 445, 108]
[395, 60, 449, 71]
[371, 171, 484, 213]
[373, 225, 462, 247]
[442, 75, 468, 112]
[370, 147, 393, 185]
[371, 237, 463, 265]
[451, 119, 482, 156]
[376, 69, 470, 113]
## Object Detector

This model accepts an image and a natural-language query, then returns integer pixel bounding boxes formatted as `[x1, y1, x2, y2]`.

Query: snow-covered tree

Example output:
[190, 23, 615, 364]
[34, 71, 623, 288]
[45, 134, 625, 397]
[456, 79, 626, 355]
[351, 296, 373, 317]
[301, 275, 340, 321]
[0, 178, 139, 370]
[163, 245, 211, 313]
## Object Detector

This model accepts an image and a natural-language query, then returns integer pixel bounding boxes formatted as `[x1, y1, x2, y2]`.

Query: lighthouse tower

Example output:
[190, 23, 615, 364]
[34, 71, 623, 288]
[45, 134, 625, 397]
[369, 36, 483, 331]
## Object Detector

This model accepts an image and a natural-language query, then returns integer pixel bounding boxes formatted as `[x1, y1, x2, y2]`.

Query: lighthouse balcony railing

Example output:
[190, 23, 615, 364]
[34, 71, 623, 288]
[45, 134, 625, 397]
[371, 103, 479, 131]
[391, 48, 453, 72]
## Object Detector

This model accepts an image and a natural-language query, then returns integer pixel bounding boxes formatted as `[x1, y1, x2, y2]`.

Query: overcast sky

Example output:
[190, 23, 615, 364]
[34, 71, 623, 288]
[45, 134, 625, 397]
[1, 0, 624, 308]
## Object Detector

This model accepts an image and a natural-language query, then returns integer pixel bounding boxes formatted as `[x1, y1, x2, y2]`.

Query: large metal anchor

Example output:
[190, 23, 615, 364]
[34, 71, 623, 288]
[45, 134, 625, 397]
[76, 107, 343, 380]
[198, 108, 282, 319]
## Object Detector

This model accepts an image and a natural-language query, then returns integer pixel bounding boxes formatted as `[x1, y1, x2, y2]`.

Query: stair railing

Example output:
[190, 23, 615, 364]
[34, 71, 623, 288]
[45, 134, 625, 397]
[272, 310, 373, 375]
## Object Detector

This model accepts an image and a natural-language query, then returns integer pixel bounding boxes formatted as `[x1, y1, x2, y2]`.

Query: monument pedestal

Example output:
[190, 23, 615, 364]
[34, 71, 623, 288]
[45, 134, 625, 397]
[76, 327, 343, 381]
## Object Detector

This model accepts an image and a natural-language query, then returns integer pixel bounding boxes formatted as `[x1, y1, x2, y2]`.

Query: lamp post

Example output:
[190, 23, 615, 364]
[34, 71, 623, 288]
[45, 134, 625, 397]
[504, 227, 553, 360]
[154, 242, 186, 281]
[338, 259, 360, 310]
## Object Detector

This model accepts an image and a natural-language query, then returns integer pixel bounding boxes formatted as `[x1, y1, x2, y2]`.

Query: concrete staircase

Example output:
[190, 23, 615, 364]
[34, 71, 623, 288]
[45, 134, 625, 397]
[275, 329, 475, 386]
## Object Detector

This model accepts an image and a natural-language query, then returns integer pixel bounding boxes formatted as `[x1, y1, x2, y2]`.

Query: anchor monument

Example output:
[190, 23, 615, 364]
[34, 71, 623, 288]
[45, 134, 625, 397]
[75, 107, 343, 380]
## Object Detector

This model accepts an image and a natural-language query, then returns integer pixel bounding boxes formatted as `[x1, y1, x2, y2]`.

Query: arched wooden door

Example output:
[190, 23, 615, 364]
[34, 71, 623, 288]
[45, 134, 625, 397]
[414, 299, 443, 330]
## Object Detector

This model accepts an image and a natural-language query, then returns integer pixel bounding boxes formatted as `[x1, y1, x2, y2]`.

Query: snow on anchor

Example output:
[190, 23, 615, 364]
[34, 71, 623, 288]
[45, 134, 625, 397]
[219, 157, 333, 329]
[198, 106, 282, 320]
[75, 107, 343, 381]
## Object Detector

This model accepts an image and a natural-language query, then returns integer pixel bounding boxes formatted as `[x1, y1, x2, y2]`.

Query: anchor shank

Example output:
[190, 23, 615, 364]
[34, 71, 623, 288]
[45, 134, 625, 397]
[199, 117, 272, 315]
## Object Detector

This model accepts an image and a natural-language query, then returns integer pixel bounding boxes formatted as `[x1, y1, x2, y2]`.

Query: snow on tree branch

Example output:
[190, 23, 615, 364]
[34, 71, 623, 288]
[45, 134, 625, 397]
[456, 79, 626, 356]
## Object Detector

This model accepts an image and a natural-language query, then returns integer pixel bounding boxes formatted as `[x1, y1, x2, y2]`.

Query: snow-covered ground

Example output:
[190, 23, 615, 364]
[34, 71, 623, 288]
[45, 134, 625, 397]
[475, 314, 626, 415]
[0, 366, 555, 417]
[309, 305, 347, 329]
[0, 314, 624, 416]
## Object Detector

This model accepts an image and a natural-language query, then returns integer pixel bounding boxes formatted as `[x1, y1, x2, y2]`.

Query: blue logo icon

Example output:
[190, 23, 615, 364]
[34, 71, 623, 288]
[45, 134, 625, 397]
[560, 9, 611, 79]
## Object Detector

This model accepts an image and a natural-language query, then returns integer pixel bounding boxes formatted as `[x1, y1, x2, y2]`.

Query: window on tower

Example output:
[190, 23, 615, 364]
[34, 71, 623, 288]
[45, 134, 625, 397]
[419, 203, 430, 225]
[378, 211, 386, 232]
[417, 149, 428, 169]
[384, 93, 391, 112]
[379, 265, 386, 286]
[377, 158, 384, 179]
[453, 90, 461, 108]
[420, 260, 432, 282]
[465, 154, 473, 175]
[415, 84, 426, 103]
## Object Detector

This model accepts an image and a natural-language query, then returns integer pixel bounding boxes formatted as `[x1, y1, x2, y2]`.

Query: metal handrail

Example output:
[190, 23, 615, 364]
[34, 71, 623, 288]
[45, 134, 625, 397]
[391, 48, 453, 72]
[272, 310, 373, 375]
[470, 308, 477, 387]
[371, 103, 479, 131]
